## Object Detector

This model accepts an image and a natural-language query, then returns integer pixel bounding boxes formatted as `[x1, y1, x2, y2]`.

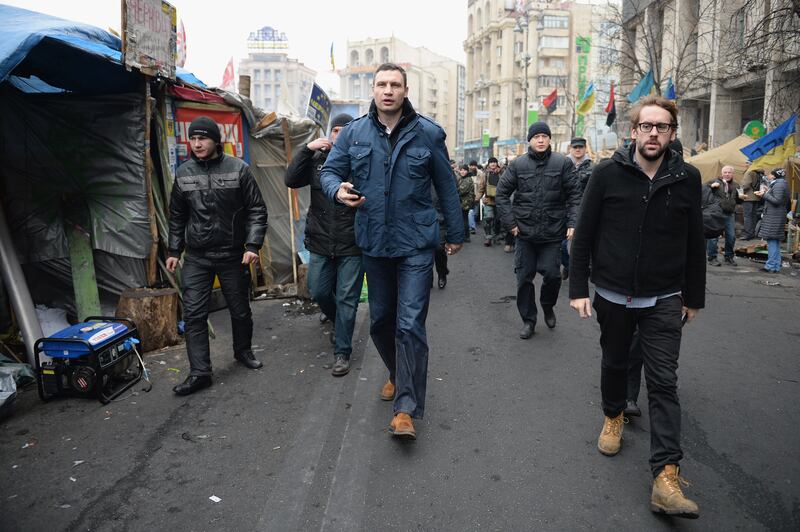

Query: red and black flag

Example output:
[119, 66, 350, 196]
[605, 82, 616, 127]
[542, 89, 557, 113]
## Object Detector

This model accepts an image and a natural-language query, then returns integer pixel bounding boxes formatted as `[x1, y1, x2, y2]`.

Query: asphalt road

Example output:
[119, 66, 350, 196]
[2, 232, 799, 531]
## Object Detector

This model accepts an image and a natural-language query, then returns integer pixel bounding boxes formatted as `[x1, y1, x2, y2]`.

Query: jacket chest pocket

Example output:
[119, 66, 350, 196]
[211, 173, 241, 190]
[406, 147, 431, 179]
[349, 145, 372, 180]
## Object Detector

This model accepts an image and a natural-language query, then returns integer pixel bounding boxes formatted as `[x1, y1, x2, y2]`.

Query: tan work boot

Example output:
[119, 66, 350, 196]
[389, 412, 416, 439]
[597, 412, 624, 456]
[380, 379, 395, 401]
[651, 464, 700, 519]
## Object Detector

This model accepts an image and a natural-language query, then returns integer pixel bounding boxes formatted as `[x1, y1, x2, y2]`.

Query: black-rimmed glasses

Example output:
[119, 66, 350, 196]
[637, 122, 676, 133]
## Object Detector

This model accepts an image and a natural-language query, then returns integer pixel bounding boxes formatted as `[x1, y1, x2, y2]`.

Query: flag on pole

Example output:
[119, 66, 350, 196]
[605, 82, 616, 127]
[665, 77, 676, 100]
[542, 89, 558, 113]
[176, 19, 186, 68]
[330, 42, 336, 71]
[576, 82, 595, 116]
[220, 57, 234, 91]
[740, 114, 797, 171]
[627, 69, 654, 103]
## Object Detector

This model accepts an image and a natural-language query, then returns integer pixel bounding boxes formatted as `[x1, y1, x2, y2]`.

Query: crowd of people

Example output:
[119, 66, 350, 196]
[164, 59, 793, 520]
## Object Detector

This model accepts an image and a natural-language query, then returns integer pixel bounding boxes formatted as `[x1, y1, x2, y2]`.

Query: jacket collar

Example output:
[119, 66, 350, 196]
[191, 150, 225, 169]
[612, 142, 684, 181]
[527, 146, 552, 161]
[368, 98, 418, 134]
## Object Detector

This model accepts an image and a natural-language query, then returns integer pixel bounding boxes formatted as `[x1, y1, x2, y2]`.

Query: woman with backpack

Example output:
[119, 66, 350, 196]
[756, 168, 789, 273]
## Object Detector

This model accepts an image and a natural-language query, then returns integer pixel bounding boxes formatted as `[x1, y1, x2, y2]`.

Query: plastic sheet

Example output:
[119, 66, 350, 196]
[0, 86, 149, 262]
[249, 116, 318, 285]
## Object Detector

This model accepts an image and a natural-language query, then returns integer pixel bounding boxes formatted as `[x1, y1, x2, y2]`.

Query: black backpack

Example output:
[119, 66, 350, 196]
[701, 185, 726, 238]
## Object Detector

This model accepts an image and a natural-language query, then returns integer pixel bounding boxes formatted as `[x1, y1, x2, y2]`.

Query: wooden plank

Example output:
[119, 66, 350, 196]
[66, 223, 101, 320]
[174, 100, 239, 113]
[143, 79, 159, 285]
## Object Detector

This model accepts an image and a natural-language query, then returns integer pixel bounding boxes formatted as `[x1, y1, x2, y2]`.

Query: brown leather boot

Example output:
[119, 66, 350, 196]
[651, 464, 700, 518]
[389, 412, 416, 439]
[597, 412, 624, 456]
[380, 379, 395, 401]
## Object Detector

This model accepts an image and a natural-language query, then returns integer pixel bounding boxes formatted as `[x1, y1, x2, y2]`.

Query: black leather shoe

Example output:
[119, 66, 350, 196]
[543, 307, 557, 329]
[234, 350, 263, 370]
[173, 375, 212, 396]
[624, 400, 642, 417]
[438, 275, 447, 289]
[519, 322, 535, 339]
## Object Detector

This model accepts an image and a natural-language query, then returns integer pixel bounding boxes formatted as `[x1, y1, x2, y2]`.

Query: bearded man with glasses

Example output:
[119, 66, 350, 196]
[568, 96, 706, 519]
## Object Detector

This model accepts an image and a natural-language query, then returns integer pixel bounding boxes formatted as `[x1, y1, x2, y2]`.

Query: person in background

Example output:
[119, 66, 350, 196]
[467, 160, 482, 236]
[284, 113, 363, 377]
[563, 137, 593, 279]
[457, 165, 475, 243]
[755, 168, 789, 273]
[739, 168, 765, 240]
[704, 165, 739, 267]
[476, 157, 501, 247]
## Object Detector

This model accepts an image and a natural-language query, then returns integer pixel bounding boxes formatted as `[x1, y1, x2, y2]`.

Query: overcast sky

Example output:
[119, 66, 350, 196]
[5, 0, 469, 93]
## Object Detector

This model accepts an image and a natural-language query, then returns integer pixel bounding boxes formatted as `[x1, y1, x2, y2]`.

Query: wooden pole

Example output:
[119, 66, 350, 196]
[281, 120, 298, 287]
[66, 222, 102, 320]
[143, 79, 159, 285]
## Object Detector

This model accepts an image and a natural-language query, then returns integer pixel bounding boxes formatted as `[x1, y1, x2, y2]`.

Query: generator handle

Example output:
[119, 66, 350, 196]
[83, 316, 137, 330]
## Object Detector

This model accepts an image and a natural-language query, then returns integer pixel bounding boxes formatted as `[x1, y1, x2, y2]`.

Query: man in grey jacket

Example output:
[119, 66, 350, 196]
[495, 121, 581, 339]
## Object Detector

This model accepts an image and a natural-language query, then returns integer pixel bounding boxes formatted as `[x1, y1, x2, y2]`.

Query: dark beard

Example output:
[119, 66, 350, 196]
[637, 141, 667, 161]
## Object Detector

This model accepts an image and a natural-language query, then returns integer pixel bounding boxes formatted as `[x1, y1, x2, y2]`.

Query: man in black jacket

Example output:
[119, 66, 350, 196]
[496, 121, 580, 339]
[569, 96, 705, 519]
[285, 113, 363, 377]
[167, 116, 268, 396]
[704, 165, 739, 266]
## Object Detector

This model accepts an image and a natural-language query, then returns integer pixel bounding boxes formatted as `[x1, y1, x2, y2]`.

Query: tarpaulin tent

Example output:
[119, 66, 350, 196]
[686, 135, 752, 183]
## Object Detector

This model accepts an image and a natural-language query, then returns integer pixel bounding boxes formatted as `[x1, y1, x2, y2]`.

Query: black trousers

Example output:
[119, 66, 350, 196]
[181, 254, 253, 376]
[513, 240, 561, 325]
[627, 330, 643, 402]
[593, 294, 684, 476]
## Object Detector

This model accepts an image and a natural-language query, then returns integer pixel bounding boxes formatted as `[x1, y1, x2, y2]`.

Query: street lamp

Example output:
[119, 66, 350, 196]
[514, 16, 531, 143]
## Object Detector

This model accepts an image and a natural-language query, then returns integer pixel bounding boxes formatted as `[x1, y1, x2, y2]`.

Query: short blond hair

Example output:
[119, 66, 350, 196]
[628, 95, 679, 129]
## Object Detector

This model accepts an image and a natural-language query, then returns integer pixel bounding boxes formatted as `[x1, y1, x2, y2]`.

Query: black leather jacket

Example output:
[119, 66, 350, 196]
[285, 145, 360, 257]
[168, 152, 268, 260]
[495, 147, 581, 243]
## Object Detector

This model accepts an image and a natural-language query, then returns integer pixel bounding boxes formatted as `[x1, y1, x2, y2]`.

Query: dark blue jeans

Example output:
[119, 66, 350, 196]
[363, 251, 434, 419]
[706, 213, 735, 259]
[181, 254, 253, 377]
[307, 253, 364, 359]
[514, 240, 562, 325]
[593, 294, 684, 477]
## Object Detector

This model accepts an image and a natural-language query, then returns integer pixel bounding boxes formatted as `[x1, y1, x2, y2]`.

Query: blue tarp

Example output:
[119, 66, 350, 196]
[0, 4, 205, 93]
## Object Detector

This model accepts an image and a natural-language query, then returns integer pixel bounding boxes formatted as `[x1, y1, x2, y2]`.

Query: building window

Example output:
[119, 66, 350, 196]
[381, 46, 389, 63]
[350, 50, 359, 66]
[366, 48, 374, 64]
[515, 41, 523, 55]
[253, 69, 261, 81]
[537, 75, 568, 87]
[542, 15, 569, 29]
[541, 36, 569, 49]
[496, 45, 502, 57]
[540, 58, 566, 69]
[275, 85, 281, 98]
[275, 70, 282, 82]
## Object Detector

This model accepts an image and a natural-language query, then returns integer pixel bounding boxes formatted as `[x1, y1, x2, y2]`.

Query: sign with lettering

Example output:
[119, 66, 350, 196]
[307, 84, 332, 129]
[122, 0, 177, 79]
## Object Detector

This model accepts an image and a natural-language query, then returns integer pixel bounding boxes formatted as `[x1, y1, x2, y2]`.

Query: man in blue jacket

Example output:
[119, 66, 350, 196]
[321, 63, 464, 440]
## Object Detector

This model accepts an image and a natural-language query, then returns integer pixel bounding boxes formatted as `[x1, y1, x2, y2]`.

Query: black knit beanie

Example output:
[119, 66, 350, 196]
[330, 113, 354, 132]
[527, 121, 551, 141]
[188, 116, 221, 144]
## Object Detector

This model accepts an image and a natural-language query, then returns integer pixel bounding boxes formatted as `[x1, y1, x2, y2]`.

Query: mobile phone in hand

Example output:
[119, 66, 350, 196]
[349, 188, 363, 198]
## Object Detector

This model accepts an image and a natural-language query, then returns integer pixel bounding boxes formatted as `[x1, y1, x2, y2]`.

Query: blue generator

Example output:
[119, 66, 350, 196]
[35, 316, 143, 404]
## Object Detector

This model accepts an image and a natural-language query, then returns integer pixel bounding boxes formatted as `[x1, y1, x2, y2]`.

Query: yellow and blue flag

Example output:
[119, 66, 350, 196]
[627, 69, 654, 103]
[576, 82, 595, 116]
[740, 113, 797, 171]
